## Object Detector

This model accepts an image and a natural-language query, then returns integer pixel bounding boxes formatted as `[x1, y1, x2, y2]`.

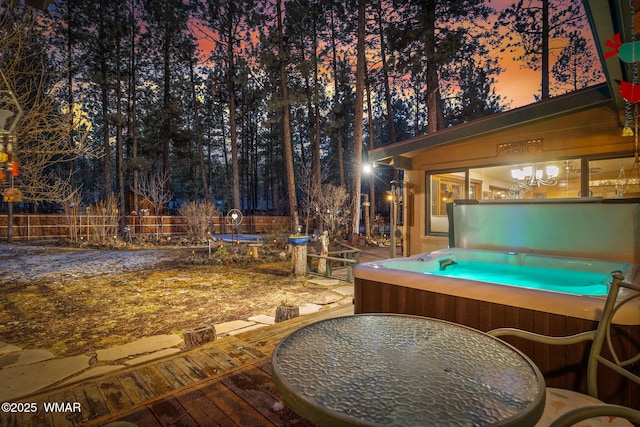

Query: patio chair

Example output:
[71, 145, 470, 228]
[488, 270, 640, 427]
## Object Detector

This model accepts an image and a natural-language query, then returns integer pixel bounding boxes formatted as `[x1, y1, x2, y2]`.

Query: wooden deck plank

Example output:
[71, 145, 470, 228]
[61, 384, 99, 425]
[155, 359, 197, 389]
[249, 362, 280, 398]
[199, 379, 275, 426]
[19, 407, 52, 427]
[96, 377, 134, 412]
[220, 364, 314, 426]
[200, 346, 243, 370]
[83, 361, 268, 427]
[258, 361, 273, 376]
[147, 395, 199, 426]
[171, 355, 211, 382]
[71, 381, 111, 421]
[210, 336, 266, 364]
[240, 330, 293, 352]
[117, 370, 154, 404]
[9, 304, 353, 426]
[236, 305, 354, 351]
[1, 411, 24, 427]
[174, 388, 238, 427]
[46, 388, 86, 426]
[111, 406, 162, 427]
[265, 304, 352, 333]
[186, 348, 234, 376]
[135, 365, 176, 397]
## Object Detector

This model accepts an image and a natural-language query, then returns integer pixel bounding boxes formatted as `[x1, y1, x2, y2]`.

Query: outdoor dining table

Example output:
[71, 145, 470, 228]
[272, 314, 545, 427]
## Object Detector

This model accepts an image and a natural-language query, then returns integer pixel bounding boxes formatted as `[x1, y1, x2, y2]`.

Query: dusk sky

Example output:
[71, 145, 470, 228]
[189, 0, 603, 110]
[488, 0, 603, 107]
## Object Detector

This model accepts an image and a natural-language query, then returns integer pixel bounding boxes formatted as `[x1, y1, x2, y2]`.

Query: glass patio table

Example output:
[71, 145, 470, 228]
[272, 314, 545, 427]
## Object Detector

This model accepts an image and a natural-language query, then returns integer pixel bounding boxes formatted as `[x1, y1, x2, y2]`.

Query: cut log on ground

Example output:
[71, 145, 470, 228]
[275, 305, 299, 323]
[183, 325, 216, 349]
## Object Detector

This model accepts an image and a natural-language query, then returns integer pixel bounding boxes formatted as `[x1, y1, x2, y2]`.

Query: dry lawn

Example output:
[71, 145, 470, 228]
[0, 243, 346, 357]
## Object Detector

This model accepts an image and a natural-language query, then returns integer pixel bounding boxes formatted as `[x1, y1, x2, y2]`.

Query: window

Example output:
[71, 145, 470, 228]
[427, 159, 584, 235]
[426, 157, 640, 236]
[427, 171, 480, 234]
[588, 157, 640, 198]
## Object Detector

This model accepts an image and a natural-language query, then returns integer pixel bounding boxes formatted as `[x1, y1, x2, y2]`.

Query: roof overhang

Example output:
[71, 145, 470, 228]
[582, 0, 631, 111]
[369, 83, 614, 168]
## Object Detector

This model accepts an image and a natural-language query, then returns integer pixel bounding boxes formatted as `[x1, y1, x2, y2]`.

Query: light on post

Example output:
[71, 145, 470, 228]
[362, 162, 376, 240]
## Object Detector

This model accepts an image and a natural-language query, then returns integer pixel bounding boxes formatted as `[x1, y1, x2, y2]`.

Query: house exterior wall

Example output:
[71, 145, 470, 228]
[400, 104, 636, 257]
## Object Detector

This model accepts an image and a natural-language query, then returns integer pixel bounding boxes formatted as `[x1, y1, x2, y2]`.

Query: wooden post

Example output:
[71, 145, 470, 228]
[183, 325, 216, 349]
[291, 244, 307, 276]
[275, 305, 299, 323]
[7, 201, 12, 243]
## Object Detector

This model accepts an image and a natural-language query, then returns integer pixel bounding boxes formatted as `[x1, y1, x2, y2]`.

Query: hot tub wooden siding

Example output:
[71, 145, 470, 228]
[354, 277, 640, 411]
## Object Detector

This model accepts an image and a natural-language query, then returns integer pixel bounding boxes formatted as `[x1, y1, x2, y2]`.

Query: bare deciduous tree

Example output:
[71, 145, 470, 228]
[132, 171, 172, 239]
[61, 187, 83, 243]
[86, 194, 119, 242]
[0, 4, 98, 206]
[313, 184, 351, 239]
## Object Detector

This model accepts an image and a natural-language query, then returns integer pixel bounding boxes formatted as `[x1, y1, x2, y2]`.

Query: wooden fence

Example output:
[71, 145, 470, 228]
[0, 214, 293, 241]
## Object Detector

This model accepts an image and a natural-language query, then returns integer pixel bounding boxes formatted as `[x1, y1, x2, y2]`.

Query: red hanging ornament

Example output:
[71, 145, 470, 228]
[11, 161, 18, 177]
[618, 80, 640, 103]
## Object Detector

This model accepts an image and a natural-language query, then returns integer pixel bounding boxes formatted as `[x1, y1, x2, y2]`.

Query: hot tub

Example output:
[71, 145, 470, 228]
[354, 248, 640, 410]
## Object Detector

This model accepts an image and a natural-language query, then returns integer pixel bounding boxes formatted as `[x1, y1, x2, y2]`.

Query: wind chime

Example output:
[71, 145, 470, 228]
[0, 70, 22, 203]
[605, 0, 640, 197]
[0, 131, 18, 185]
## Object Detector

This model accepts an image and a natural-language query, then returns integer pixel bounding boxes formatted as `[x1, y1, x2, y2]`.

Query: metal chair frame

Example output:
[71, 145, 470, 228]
[488, 271, 640, 427]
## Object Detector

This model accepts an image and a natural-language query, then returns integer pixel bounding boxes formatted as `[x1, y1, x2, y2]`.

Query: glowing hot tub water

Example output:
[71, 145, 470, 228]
[374, 248, 631, 296]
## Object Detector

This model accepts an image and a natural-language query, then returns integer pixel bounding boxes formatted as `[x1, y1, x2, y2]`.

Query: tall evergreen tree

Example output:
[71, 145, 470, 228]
[144, 0, 194, 196]
[374, 0, 396, 147]
[496, 0, 586, 100]
[388, 0, 493, 132]
[0, 0, 603, 221]
[276, 0, 298, 228]
[284, 0, 324, 198]
[552, 30, 604, 93]
[350, 0, 365, 243]
[440, 32, 507, 124]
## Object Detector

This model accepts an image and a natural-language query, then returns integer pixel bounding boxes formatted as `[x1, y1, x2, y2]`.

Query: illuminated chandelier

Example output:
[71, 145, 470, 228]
[509, 165, 559, 198]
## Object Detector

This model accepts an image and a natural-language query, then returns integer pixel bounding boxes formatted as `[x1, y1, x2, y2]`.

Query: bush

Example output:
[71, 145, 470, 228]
[179, 201, 220, 241]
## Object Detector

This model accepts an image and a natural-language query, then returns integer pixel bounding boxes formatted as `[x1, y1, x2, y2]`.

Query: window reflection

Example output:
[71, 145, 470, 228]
[588, 157, 640, 198]
[427, 156, 640, 235]
[429, 172, 466, 233]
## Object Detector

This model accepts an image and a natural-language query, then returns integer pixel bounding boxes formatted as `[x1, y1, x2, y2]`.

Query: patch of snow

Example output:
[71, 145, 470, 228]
[0, 244, 184, 284]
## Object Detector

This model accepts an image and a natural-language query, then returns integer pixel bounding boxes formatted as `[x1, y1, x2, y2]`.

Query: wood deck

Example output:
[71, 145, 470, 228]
[1, 304, 354, 427]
